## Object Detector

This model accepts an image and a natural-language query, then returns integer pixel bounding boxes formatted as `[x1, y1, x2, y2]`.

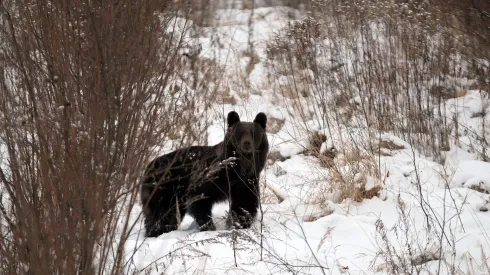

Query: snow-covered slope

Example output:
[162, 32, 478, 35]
[123, 7, 490, 275]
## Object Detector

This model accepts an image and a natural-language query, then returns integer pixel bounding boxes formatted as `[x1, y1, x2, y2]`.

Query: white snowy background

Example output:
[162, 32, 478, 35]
[116, 4, 490, 275]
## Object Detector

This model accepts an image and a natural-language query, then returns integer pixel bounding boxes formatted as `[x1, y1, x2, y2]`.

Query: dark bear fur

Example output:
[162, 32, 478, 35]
[141, 111, 269, 237]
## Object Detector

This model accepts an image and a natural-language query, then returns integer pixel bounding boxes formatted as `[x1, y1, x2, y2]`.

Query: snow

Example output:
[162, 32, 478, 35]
[123, 6, 490, 275]
[450, 160, 490, 193]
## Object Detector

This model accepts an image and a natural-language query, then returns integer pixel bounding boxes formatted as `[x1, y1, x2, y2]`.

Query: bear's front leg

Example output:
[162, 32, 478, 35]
[227, 180, 259, 229]
[144, 215, 166, 238]
[187, 196, 216, 231]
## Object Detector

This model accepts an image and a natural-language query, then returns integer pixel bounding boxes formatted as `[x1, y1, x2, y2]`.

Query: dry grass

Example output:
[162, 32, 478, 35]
[329, 150, 382, 203]
[264, 0, 489, 207]
[259, 3, 489, 272]
[268, 0, 489, 160]
[469, 185, 490, 195]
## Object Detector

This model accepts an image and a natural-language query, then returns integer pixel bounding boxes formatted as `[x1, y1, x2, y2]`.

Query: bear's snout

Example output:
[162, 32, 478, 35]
[239, 136, 254, 154]
[243, 140, 252, 151]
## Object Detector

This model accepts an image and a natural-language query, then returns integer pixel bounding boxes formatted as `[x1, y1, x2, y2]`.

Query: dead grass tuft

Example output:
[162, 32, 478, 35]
[267, 117, 286, 134]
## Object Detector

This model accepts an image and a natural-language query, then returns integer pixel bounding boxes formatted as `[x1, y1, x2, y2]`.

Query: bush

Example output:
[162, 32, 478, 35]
[0, 1, 206, 273]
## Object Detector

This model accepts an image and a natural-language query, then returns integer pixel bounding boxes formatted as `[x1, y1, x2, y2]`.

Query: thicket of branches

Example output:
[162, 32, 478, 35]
[0, 0, 207, 274]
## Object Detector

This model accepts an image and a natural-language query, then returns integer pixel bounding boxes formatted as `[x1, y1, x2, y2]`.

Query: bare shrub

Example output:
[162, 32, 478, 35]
[0, 1, 206, 274]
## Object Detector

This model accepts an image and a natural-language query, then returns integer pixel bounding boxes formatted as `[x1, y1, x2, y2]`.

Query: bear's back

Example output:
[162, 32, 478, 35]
[143, 144, 223, 186]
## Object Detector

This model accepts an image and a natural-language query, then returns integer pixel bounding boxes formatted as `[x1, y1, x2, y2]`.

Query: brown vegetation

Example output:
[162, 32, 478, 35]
[0, 0, 208, 274]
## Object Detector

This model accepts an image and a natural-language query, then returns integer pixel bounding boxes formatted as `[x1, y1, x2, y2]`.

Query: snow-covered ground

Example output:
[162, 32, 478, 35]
[121, 6, 490, 275]
[124, 146, 490, 274]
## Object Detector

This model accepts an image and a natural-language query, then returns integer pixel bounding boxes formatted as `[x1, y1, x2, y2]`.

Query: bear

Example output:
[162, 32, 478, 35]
[141, 111, 269, 237]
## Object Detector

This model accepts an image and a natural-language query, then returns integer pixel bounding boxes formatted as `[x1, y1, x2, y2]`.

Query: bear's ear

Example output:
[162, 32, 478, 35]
[254, 112, 267, 129]
[227, 111, 240, 127]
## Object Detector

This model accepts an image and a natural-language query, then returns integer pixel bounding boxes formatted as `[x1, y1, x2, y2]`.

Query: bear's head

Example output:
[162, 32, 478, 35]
[223, 111, 269, 174]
